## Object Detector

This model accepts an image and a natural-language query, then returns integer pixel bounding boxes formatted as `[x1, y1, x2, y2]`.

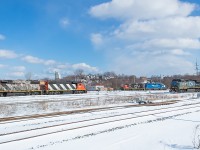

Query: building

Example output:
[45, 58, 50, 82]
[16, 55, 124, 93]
[55, 71, 61, 80]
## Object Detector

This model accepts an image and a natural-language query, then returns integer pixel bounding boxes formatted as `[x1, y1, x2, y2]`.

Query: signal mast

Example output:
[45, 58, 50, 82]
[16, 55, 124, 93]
[196, 60, 199, 75]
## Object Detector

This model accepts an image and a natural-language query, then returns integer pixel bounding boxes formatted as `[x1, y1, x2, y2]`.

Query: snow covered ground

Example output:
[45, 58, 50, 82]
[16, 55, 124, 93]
[0, 90, 197, 118]
[0, 91, 200, 150]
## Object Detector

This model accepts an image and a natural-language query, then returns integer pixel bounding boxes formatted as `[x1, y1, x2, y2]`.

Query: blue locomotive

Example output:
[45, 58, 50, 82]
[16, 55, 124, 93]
[145, 82, 166, 90]
[122, 82, 166, 90]
[170, 79, 200, 92]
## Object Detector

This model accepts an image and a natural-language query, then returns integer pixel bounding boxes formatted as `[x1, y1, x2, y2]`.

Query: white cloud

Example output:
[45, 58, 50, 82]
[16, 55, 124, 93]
[109, 49, 194, 76]
[90, 0, 200, 75]
[13, 66, 26, 71]
[0, 50, 18, 59]
[22, 55, 44, 64]
[46, 64, 70, 75]
[113, 17, 200, 40]
[0, 34, 5, 40]
[22, 55, 57, 66]
[46, 67, 61, 74]
[0, 49, 98, 79]
[129, 38, 200, 50]
[59, 18, 70, 28]
[0, 64, 6, 68]
[56, 64, 69, 69]
[72, 63, 98, 72]
[4, 66, 26, 78]
[170, 49, 191, 56]
[90, 33, 103, 46]
[45, 63, 98, 77]
[10, 72, 25, 77]
[90, 0, 196, 20]
[44, 60, 57, 65]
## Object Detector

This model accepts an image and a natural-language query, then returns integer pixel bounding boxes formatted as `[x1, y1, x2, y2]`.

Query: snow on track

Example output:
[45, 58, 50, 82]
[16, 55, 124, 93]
[0, 91, 200, 150]
[0, 99, 200, 146]
[0, 90, 196, 118]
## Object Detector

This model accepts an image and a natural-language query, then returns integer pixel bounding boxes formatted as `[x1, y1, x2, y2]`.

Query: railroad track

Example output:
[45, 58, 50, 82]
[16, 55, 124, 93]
[0, 100, 178, 124]
[0, 101, 200, 145]
[0, 101, 184, 136]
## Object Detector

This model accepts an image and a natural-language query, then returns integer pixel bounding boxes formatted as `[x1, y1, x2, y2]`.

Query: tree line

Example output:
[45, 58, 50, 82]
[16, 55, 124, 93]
[59, 69, 200, 89]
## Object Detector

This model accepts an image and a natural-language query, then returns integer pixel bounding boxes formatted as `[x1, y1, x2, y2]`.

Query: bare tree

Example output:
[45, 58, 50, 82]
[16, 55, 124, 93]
[103, 71, 117, 78]
[25, 72, 32, 80]
[74, 69, 84, 81]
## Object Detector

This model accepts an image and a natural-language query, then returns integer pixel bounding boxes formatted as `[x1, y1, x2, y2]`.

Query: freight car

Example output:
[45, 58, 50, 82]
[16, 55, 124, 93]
[0, 80, 87, 96]
[121, 82, 166, 90]
[170, 79, 200, 92]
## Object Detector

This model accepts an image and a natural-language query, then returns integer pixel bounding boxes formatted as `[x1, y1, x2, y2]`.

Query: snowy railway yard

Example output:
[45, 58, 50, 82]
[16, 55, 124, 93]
[0, 91, 200, 150]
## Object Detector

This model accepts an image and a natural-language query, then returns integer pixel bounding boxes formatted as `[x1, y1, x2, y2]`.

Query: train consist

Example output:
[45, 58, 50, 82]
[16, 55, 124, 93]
[170, 79, 200, 92]
[0, 80, 87, 96]
[121, 82, 166, 90]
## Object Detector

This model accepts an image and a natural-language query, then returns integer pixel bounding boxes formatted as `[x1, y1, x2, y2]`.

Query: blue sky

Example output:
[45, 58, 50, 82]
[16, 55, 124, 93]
[0, 0, 200, 79]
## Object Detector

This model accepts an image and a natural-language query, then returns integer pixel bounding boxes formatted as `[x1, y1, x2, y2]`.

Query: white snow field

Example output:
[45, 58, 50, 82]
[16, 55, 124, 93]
[0, 91, 200, 150]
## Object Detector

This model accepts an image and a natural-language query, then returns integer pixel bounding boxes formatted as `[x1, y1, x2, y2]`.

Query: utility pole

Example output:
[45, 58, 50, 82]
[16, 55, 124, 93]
[195, 59, 199, 76]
